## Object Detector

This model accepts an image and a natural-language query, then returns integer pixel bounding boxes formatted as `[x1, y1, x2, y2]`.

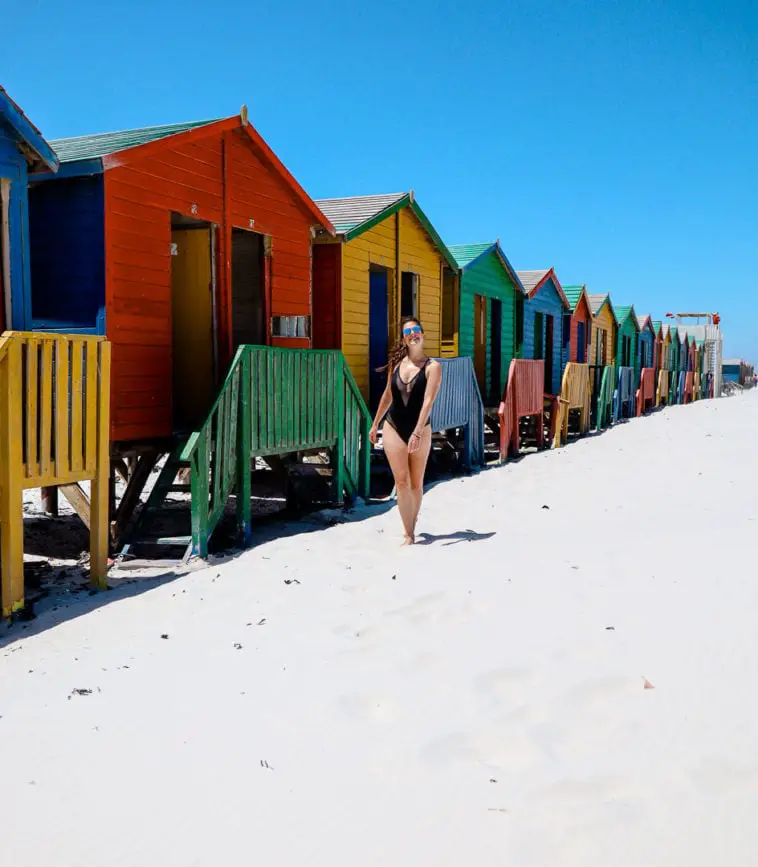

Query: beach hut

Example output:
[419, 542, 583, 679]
[29, 108, 334, 440]
[613, 305, 640, 421]
[553, 285, 593, 446]
[446, 242, 525, 406]
[635, 314, 657, 415]
[587, 293, 618, 429]
[311, 192, 458, 410]
[665, 325, 681, 403]
[677, 331, 691, 403]
[562, 285, 593, 364]
[0, 89, 111, 617]
[654, 321, 670, 405]
[0, 86, 59, 328]
[517, 269, 570, 395]
[26, 110, 377, 558]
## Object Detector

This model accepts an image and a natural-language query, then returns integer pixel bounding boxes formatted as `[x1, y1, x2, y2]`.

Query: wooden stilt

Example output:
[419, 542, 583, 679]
[41, 486, 59, 516]
[111, 448, 161, 548]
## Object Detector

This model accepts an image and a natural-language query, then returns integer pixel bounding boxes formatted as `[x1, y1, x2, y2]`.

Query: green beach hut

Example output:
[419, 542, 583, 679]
[447, 242, 526, 405]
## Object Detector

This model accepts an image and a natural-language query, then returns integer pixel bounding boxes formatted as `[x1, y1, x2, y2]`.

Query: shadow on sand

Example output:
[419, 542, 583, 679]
[415, 530, 496, 547]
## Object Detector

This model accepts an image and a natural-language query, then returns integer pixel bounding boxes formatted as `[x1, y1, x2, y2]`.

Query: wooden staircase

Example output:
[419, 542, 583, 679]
[119, 345, 372, 563]
[120, 444, 194, 561]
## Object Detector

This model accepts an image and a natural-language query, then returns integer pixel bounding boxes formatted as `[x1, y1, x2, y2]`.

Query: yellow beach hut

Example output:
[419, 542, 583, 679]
[587, 293, 618, 428]
[311, 192, 459, 409]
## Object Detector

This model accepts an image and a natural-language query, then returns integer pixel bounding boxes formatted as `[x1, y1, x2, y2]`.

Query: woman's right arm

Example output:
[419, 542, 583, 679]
[369, 370, 393, 444]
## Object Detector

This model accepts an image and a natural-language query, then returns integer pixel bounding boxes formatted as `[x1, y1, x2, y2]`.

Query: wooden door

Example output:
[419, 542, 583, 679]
[577, 321, 586, 363]
[369, 269, 389, 412]
[474, 294, 487, 396]
[490, 298, 502, 402]
[544, 315, 554, 393]
[171, 227, 214, 430]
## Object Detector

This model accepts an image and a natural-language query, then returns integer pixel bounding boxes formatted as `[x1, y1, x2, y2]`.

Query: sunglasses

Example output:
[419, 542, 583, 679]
[403, 325, 422, 336]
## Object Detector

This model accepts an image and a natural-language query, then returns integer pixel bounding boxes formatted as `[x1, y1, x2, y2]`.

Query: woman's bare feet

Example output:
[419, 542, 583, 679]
[402, 534, 415, 546]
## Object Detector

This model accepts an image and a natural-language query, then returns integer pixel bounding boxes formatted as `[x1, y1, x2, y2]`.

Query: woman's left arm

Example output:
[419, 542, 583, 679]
[409, 361, 442, 453]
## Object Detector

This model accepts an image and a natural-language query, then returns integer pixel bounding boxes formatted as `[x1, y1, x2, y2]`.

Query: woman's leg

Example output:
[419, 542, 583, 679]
[408, 425, 432, 534]
[381, 423, 415, 543]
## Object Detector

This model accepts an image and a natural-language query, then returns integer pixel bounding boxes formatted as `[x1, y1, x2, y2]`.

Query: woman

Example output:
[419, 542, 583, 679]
[369, 318, 442, 545]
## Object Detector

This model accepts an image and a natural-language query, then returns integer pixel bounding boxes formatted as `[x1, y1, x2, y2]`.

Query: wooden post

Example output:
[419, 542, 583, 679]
[0, 339, 25, 616]
[191, 429, 210, 557]
[89, 341, 111, 589]
[333, 354, 345, 502]
[41, 486, 59, 515]
[236, 351, 252, 545]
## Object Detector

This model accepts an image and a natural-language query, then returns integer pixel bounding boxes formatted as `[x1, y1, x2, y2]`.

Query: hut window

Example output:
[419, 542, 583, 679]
[515, 295, 524, 357]
[441, 267, 457, 341]
[0, 179, 9, 329]
[272, 315, 310, 339]
[562, 315, 571, 353]
[534, 312, 544, 359]
[401, 272, 418, 319]
[621, 335, 632, 367]
[596, 329, 606, 366]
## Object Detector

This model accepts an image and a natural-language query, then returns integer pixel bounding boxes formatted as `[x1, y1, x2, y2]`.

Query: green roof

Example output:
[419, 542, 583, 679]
[448, 243, 495, 268]
[562, 284, 587, 313]
[614, 305, 635, 325]
[653, 320, 662, 335]
[50, 118, 220, 163]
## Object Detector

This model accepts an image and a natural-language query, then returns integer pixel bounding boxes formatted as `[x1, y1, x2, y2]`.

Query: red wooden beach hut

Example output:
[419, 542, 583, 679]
[29, 108, 335, 443]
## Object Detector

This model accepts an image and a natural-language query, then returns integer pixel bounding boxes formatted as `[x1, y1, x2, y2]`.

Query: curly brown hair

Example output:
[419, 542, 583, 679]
[377, 318, 424, 373]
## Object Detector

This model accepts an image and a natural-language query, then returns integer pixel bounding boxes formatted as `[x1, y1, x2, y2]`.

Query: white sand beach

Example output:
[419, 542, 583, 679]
[2, 392, 757, 866]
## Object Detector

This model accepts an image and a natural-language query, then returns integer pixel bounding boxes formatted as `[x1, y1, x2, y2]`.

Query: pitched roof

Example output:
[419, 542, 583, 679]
[517, 269, 550, 295]
[517, 268, 570, 308]
[0, 85, 59, 172]
[588, 293, 609, 315]
[50, 118, 219, 163]
[315, 193, 407, 235]
[315, 191, 458, 270]
[636, 313, 655, 334]
[614, 305, 639, 330]
[45, 112, 333, 233]
[448, 242, 526, 293]
[562, 284, 591, 314]
[449, 242, 495, 268]
[652, 320, 662, 335]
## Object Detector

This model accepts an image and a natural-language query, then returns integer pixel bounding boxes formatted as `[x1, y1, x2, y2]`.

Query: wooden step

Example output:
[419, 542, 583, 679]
[138, 535, 192, 547]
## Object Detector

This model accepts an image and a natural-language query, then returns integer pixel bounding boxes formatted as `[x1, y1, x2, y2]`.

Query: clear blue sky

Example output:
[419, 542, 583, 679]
[5, 0, 756, 358]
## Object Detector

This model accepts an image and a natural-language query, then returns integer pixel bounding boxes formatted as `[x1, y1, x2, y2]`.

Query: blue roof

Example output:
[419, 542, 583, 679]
[0, 86, 58, 173]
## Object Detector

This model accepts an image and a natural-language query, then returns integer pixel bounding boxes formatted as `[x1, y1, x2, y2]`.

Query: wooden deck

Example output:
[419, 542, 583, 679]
[637, 367, 656, 415]
[498, 359, 546, 460]
[0, 331, 111, 616]
[553, 362, 590, 448]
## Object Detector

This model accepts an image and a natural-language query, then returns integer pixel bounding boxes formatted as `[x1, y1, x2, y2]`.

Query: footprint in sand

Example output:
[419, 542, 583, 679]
[475, 667, 539, 709]
[420, 725, 546, 774]
[336, 693, 399, 725]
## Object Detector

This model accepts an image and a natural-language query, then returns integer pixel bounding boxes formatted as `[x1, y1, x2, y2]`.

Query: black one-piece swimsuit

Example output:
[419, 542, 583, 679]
[384, 360, 431, 444]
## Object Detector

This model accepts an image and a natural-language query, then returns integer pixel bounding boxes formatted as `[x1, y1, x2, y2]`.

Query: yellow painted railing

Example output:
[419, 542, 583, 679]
[554, 362, 591, 448]
[0, 331, 111, 616]
[656, 368, 668, 406]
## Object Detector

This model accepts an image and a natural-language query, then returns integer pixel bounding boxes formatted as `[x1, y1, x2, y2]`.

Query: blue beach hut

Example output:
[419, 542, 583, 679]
[517, 268, 570, 395]
[0, 86, 58, 330]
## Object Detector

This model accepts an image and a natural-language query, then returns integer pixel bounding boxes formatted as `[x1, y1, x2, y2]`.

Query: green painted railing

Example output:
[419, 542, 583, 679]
[181, 346, 371, 556]
[595, 365, 614, 431]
